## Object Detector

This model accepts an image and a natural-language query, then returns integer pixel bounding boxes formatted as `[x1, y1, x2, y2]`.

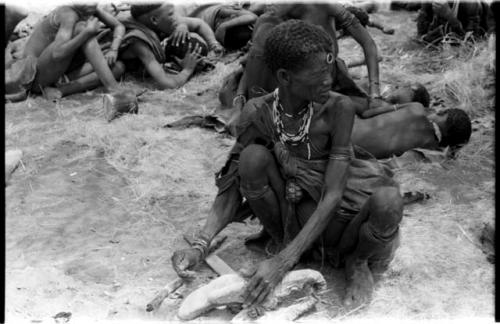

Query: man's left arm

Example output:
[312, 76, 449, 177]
[328, 4, 380, 98]
[96, 6, 126, 65]
[242, 97, 355, 307]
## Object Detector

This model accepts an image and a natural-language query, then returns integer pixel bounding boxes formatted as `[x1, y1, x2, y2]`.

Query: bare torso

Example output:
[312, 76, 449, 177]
[23, 7, 78, 58]
[351, 104, 438, 158]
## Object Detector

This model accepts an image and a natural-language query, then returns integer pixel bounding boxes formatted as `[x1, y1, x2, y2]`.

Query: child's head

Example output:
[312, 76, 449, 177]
[429, 108, 472, 147]
[385, 82, 430, 107]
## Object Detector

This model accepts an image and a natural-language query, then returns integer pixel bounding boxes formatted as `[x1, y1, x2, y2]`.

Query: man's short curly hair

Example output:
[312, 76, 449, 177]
[130, 3, 163, 19]
[264, 19, 334, 73]
[412, 83, 431, 108]
[439, 108, 472, 147]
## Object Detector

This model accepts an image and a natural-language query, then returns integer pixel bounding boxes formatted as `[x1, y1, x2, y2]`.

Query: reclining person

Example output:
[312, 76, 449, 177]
[187, 4, 258, 51]
[112, 3, 223, 90]
[19, 4, 128, 100]
[352, 103, 472, 159]
[172, 20, 403, 311]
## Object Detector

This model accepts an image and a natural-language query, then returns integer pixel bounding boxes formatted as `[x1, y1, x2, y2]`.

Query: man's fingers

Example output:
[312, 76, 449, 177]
[245, 280, 268, 307]
[242, 277, 261, 305]
[254, 283, 271, 305]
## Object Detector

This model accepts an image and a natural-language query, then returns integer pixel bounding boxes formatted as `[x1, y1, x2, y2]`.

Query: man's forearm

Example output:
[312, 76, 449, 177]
[200, 183, 242, 242]
[279, 161, 350, 264]
[110, 25, 125, 51]
[279, 191, 344, 265]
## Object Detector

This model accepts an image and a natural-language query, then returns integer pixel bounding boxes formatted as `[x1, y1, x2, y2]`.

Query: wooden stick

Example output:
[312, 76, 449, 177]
[146, 277, 184, 312]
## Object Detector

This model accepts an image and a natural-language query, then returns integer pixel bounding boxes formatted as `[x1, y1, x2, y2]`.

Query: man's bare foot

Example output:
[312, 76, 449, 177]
[42, 87, 63, 101]
[343, 256, 374, 309]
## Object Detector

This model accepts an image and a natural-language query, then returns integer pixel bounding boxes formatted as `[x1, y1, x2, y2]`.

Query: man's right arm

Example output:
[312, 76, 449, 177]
[129, 41, 197, 89]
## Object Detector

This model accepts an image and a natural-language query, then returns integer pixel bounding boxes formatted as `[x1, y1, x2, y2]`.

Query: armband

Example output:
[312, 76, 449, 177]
[329, 146, 352, 161]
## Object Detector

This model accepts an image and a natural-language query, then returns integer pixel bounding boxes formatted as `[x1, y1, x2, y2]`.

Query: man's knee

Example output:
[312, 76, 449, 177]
[367, 187, 403, 235]
[239, 144, 273, 180]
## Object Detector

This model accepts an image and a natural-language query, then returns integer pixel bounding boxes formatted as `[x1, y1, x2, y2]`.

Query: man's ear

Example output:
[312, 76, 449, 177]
[276, 68, 290, 86]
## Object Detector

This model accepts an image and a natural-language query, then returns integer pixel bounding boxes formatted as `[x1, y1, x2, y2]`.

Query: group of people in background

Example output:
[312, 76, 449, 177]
[4, 0, 494, 313]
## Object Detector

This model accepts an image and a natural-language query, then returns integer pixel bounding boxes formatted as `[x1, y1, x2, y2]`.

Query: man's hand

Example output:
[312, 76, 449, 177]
[241, 255, 291, 307]
[84, 17, 101, 35]
[105, 49, 118, 66]
[176, 43, 203, 71]
[171, 248, 203, 279]
[168, 23, 190, 47]
[368, 97, 391, 110]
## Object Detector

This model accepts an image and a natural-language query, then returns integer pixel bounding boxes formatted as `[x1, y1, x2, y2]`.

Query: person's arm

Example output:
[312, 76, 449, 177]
[180, 16, 223, 53]
[130, 41, 200, 89]
[242, 97, 355, 306]
[51, 9, 100, 60]
[215, 11, 257, 43]
[328, 4, 381, 98]
[95, 6, 125, 65]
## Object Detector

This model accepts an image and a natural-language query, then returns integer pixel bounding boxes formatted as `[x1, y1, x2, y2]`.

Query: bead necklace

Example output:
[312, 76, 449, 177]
[272, 88, 314, 160]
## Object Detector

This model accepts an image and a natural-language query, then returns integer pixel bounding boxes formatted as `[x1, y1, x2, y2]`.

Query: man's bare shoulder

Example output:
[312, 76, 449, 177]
[54, 6, 79, 22]
[321, 91, 356, 116]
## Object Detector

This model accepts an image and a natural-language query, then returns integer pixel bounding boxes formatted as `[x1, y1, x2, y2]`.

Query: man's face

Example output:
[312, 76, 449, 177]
[287, 52, 334, 104]
[152, 4, 178, 34]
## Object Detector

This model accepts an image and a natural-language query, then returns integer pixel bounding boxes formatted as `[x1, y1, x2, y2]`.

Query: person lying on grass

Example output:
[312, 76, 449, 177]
[352, 103, 472, 159]
[187, 3, 258, 51]
[171, 20, 403, 312]
[19, 4, 128, 100]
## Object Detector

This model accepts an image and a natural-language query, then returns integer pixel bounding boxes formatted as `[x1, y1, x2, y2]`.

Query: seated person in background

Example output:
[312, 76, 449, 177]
[417, 0, 494, 43]
[228, 3, 384, 129]
[188, 4, 258, 51]
[341, 6, 395, 35]
[352, 103, 472, 159]
[20, 4, 128, 100]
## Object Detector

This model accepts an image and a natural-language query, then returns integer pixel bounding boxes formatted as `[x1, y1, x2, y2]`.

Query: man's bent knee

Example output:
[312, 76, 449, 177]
[367, 187, 403, 235]
[239, 144, 273, 180]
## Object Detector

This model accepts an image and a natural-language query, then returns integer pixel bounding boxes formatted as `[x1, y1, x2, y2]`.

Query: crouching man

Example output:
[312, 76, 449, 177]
[171, 20, 403, 310]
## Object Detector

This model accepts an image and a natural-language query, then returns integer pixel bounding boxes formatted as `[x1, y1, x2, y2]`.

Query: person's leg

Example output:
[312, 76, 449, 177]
[239, 144, 287, 247]
[81, 37, 122, 92]
[44, 61, 126, 99]
[343, 186, 403, 309]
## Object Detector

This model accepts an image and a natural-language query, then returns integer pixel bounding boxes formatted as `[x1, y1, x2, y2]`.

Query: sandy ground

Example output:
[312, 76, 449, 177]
[5, 7, 494, 323]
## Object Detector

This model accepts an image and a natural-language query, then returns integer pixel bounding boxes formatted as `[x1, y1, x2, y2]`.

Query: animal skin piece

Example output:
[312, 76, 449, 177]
[177, 269, 326, 321]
